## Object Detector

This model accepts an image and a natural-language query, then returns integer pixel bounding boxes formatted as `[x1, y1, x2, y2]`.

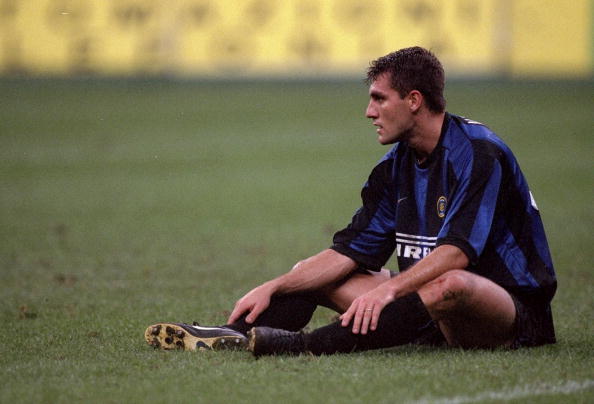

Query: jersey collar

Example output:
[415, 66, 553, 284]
[415, 112, 451, 169]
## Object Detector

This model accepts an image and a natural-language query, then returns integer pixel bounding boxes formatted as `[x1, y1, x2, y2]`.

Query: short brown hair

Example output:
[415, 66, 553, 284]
[366, 47, 446, 113]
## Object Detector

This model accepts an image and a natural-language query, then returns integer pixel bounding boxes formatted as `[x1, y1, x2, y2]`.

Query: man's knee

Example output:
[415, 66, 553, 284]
[419, 270, 517, 348]
[419, 270, 474, 317]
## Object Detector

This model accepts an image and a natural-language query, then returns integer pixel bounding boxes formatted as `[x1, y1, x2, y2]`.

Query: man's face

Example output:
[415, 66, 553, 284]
[365, 72, 414, 145]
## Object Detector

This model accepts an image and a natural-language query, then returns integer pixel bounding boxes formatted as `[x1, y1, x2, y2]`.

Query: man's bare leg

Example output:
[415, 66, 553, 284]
[315, 267, 516, 349]
[316, 269, 392, 313]
[418, 269, 516, 348]
[247, 267, 517, 355]
[318, 267, 516, 348]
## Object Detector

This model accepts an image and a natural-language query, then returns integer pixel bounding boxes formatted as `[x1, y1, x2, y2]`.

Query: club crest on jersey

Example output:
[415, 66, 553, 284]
[437, 196, 447, 218]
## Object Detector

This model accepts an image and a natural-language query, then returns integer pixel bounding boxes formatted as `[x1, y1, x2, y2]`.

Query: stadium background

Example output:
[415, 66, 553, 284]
[1, 0, 592, 78]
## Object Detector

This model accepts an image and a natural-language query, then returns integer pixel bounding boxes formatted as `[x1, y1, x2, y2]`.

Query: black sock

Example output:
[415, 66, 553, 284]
[305, 292, 437, 355]
[225, 294, 317, 335]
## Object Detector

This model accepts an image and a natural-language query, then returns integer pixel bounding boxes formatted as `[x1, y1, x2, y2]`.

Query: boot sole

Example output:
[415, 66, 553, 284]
[145, 323, 247, 352]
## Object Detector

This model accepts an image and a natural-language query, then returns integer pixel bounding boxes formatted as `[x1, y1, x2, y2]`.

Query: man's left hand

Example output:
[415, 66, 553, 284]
[339, 283, 395, 334]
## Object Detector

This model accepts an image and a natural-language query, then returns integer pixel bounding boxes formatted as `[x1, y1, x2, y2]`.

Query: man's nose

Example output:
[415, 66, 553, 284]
[365, 101, 377, 119]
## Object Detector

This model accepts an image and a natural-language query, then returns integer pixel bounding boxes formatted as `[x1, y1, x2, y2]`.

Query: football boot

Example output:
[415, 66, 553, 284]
[248, 326, 306, 356]
[145, 322, 247, 351]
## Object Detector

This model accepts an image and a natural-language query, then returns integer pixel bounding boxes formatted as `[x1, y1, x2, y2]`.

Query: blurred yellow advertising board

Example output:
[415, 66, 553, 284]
[511, 0, 592, 77]
[0, 0, 591, 78]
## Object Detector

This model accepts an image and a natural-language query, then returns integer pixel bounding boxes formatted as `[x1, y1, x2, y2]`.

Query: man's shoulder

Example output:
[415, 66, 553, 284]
[447, 114, 495, 141]
[445, 113, 512, 161]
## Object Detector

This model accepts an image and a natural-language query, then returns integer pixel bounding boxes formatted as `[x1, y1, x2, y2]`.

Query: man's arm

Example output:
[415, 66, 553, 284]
[227, 249, 358, 324]
[339, 244, 468, 334]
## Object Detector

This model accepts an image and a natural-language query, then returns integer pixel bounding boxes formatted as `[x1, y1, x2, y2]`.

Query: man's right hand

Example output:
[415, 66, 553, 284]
[227, 282, 276, 325]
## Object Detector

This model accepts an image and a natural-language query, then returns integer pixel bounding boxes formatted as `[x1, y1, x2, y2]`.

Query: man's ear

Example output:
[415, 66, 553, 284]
[408, 90, 423, 113]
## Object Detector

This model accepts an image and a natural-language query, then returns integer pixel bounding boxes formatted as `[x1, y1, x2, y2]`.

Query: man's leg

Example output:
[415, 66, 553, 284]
[249, 269, 440, 356]
[249, 291, 437, 356]
[228, 268, 393, 334]
[146, 269, 384, 351]
[249, 269, 518, 355]
[225, 294, 317, 335]
[323, 268, 518, 349]
[145, 294, 318, 351]
[316, 268, 393, 312]
[418, 269, 516, 348]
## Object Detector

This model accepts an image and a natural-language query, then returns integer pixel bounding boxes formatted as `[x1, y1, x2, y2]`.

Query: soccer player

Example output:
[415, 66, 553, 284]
[145, 47, 556, 355]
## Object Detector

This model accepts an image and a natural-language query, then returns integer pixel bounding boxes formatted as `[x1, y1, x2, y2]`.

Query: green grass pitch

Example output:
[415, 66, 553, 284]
[1, 78, 593, 403]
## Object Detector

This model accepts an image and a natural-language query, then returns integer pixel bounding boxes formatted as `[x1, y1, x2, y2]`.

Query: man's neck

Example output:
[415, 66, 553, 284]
[407, 111, 446, 163]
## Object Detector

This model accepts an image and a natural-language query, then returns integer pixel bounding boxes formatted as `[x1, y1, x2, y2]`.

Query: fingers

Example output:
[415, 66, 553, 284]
[351, 304, 365, 334]
[227, 303, 249, 324]
[245, 302, 266, 324]
[340, 298, 387, 334]
[228, 299, 264, 325]
[360, 306, 373, 335]
[227, 291, 271, 325]
[340, 301, 375, 334]
[370, 308, 380, 332]
[352, 304, 375, 335]
[340, 304, 355, 328]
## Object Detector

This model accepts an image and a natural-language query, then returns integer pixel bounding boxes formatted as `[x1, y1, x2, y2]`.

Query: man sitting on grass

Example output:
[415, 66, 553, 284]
[145, 46, 557, 356]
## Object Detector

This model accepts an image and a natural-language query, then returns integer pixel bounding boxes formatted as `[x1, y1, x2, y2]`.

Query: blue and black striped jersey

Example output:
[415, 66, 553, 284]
[332, 113, 556, 300]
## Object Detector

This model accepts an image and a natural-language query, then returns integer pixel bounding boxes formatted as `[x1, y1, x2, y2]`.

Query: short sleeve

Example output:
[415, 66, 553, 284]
[331, 159, 397, 271]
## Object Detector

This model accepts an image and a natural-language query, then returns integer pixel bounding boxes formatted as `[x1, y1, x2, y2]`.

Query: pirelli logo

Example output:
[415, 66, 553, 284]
[395, 232, 437, 259]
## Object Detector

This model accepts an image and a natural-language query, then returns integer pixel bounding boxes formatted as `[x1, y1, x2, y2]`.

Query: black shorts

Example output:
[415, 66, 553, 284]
[509, 294, 556, 348]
